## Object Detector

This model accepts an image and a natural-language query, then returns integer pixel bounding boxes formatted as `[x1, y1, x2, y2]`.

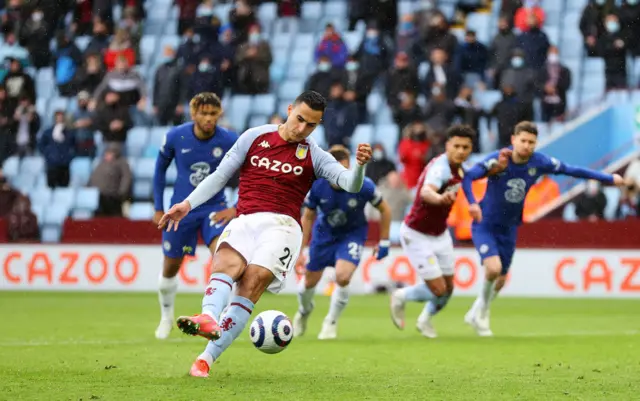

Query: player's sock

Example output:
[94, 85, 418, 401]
[201, 273, 234, 321]
[425, 293, 452, 317]
[398, 283, 434, 302]
[326, 285, 349, 323]
[480, 279, 496, 313]
[158, 275, 178, 320]
[297, 279, 315, 315]
[203, 295, 254, 361]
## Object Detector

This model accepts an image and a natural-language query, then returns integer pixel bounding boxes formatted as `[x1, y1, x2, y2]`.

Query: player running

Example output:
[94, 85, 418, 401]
[389, 125, 478, 338]
[152, 93, 238, 340]
[158, 91, 372, 377]
[462, 121, 624, 337]
[293, 144, 392, 340]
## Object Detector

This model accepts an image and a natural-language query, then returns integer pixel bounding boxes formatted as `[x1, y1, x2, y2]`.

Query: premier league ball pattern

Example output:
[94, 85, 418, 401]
[249, 310, 293, 354]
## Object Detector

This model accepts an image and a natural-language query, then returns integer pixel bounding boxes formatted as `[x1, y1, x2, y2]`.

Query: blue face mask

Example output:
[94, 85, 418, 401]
[198, 63, 211, 72]
[595, 0, 606, 5]
[401, 22, 414, 32]
[346, 61, 359, 71]
[249, 33, 260, 44]
[606, 21, 620, 33]
[511, 57, 524, 68]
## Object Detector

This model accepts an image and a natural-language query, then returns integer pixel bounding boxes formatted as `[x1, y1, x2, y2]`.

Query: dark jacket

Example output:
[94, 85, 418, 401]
[38, 125, 76, 167]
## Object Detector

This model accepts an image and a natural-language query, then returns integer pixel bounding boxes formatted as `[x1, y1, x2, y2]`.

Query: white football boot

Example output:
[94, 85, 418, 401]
[317, 318, 337, 340]
[293, 303, 313, 337]
[464, 307, 493, 337]
[155, 318, 173, 340]
[389, 289, 406, 330]
[416, 314, 437, 338]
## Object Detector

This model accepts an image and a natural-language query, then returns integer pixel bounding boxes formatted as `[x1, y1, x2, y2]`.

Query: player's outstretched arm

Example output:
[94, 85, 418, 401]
[547, 157, 624, 186]
[312, 143, 372, 193]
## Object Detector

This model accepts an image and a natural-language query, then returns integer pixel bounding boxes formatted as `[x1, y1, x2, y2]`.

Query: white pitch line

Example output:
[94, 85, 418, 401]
[509, 330, 639, 338]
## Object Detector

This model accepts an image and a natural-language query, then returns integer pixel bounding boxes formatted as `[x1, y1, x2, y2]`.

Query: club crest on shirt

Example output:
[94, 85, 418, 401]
[212, 147, 223, 158]
[528, 168, 536, 176]
[348, 198, 358, 208]
[296, 144, 309, 160]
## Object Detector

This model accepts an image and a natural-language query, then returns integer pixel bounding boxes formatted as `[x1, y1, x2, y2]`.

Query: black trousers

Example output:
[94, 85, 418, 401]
[46, 165, 70, 188]
[97, 195, 123, 217]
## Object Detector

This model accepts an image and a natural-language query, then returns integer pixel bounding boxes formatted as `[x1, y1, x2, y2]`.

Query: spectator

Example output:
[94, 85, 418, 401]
[213, 25, 237, 90]
[413, 13, 457, 62]
[323, 82, 359, 147]
[491, 85, 533, 148]
[74, 53, 106, 95]
[93, 55, 147, 109]
[53, 31, 83, 96]
[424, 85, 456, 134]
[348, 0, 368, 31]
[620, 157, 640, 218]
[0, 86, 13, 164]
[455, 30, 488, 85]
[104, 28, 136, 71]
[195, 6, 221, 41]
[598, 14, 628, 90]
[18, 7, 51, 69]
[514, 0, 545, 32]
[277, 0, 302, 17]
[118, 6, 142, 63]
[489, 16, 517, 89]
[3, 58, 35, 113]
[398, 121, 430, 189]
[93, 90, 133, 147]
[538, 46, 572, 122]
[392, 91, 424, 131]
[315, 23, 349, 69]
[453, 87, 482, 152]
[92, 0, 115, 27]
[516, 13, 549, 70]
[229, 0, 257, 46]
[72, 0, 94, 36]
[396, 13, 418, 53]
[305, 56, 341, 100]
[71, 91, 95, 157]
[6, 195, 39, 242]
[175, 0, 199, 35]
[0, 32, 29, 66]
[424, 48, 460, 99]
[580, 0, 615, 57]
[499, 48, 536, 112]
[618, 0, 640, 57]
[12, 95, 40, 157]
[0, 171, 20, 218]
[189, 56, 224, 99]
[366, 143, 396, 185]
[574, 180, 607, 221]
[84, 17, 111, 57]
[369, 170, 413, 222]
[413, 1, 441, 40]
[2, 0, 25, 37]
[176, 27, 202, 69]
[338, 55, 375, 123]
[235, 25, 272, 94]
[153, 47, 188, 126]
[355, 24, 390, 80]
[368, 0, 399, 40]
[38, 110, 75, 188]
[386, 52, 419, 110]
[89, 144, 132, 217]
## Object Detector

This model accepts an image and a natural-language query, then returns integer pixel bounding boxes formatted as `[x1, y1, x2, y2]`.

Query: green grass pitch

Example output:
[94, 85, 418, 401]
[0, 292, 638, 400]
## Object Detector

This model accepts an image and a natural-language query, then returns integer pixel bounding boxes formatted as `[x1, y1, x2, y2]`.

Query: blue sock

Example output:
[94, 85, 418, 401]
[426, 293, 451, 316]
[204, 295, 254, 361]
[202, 273, 234, 321]
[401, 283, 434, 302]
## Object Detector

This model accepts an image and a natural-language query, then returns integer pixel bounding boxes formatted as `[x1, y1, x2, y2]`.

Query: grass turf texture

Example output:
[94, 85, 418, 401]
[0, 292, 638, 400]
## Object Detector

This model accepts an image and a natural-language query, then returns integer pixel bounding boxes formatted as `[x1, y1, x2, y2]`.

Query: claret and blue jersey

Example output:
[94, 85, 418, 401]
[303, 177, 382, 271]
[462, 149, 614, 273]
[153, 122, 238, 258]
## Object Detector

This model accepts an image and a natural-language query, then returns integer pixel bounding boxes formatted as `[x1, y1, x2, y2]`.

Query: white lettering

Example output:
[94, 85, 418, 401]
[281, 163, 292, 173]
[250, 155, 259, 166]
[249, 156, 304, 176]
[271, 160, 282, 172]
[258, 157, 270, 169]
[293, 166, 303, 175]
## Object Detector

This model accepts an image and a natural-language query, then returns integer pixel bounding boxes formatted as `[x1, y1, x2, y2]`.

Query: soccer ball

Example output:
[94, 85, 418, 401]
[249, 310, 293, 354]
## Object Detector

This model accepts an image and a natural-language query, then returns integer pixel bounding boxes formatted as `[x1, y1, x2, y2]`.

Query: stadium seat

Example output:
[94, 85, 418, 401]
[70, 157, 92, 187]
[163, 187, 173, 212]
[42, 203, 70, 226]
[50, 97, 69, 114]
[166, 163, 178, 184]
[543, 26, 560, 45]
[603, 187, 621, 221]
[129, 202, 154, 220]
[34, 173, 47, 189]
[20, 156, 45, 176]
[2, 156, 19, 178]
[140, 36, 157, 67]
[374, 105, 394, 125]
[149, 126, 167, 148]
[32, 203, 45, 223]
[294, 33, 315, 50]
[324, 1, 347, 18]
[567, 0, 588, 11]
[562, 203, 578, 222]
[249, 114, 269, 128]
[229, 95, 252, 132]
[367, 92, 383, 115]
[606, 90, 629, 105]
[309, 125, 327, 149]
[278, 80, 305, 102]
[126, 127, 150, 157]
[374, 124, 400, 161]
[476, 90, 502, 112]
[52, 187, 76, 209]
[41, 226, 62, 243]
[301, 2, 323, 20]
[343, 31, 362, 52]
[143, 145, 160, 158]
[258, 2, 277, 23]
[134, 158, 156, 180]
[74, 187, 99, 212]
[287, 63, 310, 79]
[351, 125, 374, 152]
[252, 94, 277, 116]
[133, 179, 153, 199]
[290, 48, 313, 64]
[71, 209, 94, 220]
[75, 35, 91, 51]
[9, 174, 34, 195]
[272, 33, 291, 50]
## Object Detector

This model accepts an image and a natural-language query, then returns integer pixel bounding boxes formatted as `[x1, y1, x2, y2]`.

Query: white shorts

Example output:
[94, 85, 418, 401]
[216, 212, 302, 294]
[399, 222, 455, 281]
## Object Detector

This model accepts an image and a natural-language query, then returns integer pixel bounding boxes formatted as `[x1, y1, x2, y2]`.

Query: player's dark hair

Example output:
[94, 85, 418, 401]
[328, 145, 351, 162]
[190, 92, 222, 111]
[446, 124, 476, 141]
[294, 90, 327, 112]
[514, 121, 538, 136]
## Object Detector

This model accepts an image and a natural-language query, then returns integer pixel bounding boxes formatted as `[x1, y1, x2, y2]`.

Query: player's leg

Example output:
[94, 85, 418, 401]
[318, 256, 359, 340]
[201, 213, 233, 319]
[155, 220, 198, 339]
[293, 242, 334, 337]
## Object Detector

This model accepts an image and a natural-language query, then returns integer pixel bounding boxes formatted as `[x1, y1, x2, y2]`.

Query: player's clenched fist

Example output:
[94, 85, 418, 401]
[158, 200, 192, 231]
[355, 143, 372, 165]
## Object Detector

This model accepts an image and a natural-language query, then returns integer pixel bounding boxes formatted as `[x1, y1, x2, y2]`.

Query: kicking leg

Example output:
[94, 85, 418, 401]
[294, 268, 323, 337]
[156, 256, 182, 339]
[318, 259, 358, 340]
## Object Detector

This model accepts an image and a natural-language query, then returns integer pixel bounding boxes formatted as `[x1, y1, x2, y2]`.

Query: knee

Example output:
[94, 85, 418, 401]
[304, 271, 322, 289]
[484, 258, 502, 280]
[426, 279, 447, 297]
[211, 245, 246, 280]
[335, 275, 351, 287]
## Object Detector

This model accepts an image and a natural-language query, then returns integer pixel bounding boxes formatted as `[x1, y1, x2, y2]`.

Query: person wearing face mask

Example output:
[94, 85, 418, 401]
[338, 55, 375, 123]
[456, 30, 488, 84]
[235, 25, 272, 95]
[315, 23, 349, 68]
[580, 0, 615, 57]
[153, 46, 189, 127]
[538, 46, 571, 122]
[177, 27, 202, 68]
[514, 0, 545, 33]
[386, 52, 419, 110]
[398, 121, 431, 189]
[366, 144, 397, 185]
[38, 110, 76, 188]
[597, 14, 628, 90]
[574, 180, 607, 221]
[489, 16, 517, 89]
[491, 84, 532, 148]
[516, 13, 549, 70]
[306, 56, 339, 99]
[354, 25, 388, 79]
[189, 57, 224, 99]
[396, 13, 418, 53]
[323, 82, 359, 147]
[618, 0, 640, 56]
[229, 0, 258, 46]
[499, 48, 536, 112]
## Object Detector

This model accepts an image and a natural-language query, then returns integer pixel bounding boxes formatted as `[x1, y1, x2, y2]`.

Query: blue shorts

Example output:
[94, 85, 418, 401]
[307, 227, 368, 272]
[471, 222, 518, 275]
[162, 203, 228, 258]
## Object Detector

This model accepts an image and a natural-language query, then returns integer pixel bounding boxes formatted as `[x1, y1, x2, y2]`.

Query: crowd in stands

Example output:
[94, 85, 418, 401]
[0, 0, 638, 243]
